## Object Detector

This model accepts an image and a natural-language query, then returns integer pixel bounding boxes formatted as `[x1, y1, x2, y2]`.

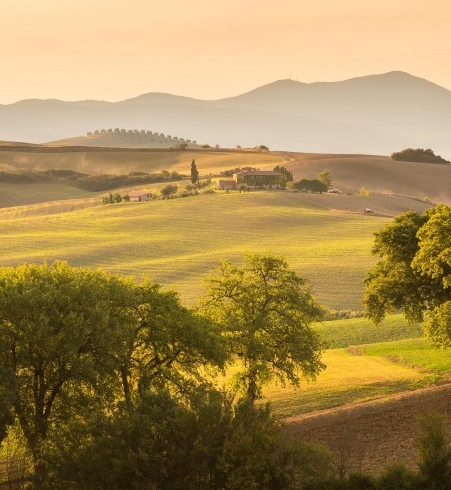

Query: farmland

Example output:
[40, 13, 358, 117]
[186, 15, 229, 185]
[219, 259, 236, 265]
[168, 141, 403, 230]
[1, 145, 451, 476]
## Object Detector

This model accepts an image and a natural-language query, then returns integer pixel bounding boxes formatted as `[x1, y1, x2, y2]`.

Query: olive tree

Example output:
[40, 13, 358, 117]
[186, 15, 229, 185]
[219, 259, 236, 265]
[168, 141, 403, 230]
[199, 253, 325, 404]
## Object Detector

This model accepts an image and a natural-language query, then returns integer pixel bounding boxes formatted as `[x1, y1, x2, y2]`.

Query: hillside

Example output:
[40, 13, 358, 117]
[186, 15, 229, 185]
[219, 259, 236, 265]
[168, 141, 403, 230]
[2, 72, 451, 157]
[285, 383, 451, 475]
[50, 128, 202, 148]
[1, 144, 451, 477]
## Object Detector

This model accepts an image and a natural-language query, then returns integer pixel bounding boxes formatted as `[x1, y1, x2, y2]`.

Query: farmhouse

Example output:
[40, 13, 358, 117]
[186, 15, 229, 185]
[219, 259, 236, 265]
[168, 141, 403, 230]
[128, 192, 152, 202]
[233, 170, 285, 187]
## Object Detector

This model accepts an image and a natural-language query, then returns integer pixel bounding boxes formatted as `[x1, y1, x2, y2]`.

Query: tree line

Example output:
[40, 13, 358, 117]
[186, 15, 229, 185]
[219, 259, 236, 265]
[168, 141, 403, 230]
[390, 148, 450, 164]
[0, 169, 186, 192]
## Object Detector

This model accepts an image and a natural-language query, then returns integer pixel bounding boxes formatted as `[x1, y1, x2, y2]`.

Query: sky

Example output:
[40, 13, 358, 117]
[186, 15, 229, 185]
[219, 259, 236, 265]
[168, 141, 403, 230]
[1, 0, 450, 104]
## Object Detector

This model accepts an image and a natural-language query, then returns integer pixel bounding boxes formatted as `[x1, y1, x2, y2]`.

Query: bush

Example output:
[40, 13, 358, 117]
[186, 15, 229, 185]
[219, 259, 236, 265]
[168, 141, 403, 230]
[417, 413, 451, 489]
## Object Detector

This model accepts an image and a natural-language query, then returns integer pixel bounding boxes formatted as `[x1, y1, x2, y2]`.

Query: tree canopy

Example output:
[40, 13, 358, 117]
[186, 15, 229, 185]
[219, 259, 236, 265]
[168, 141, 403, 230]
[390, 148, 449, 164]
[0, 261, 225, 485]
[363, 204, 451, 346]
[291, 179, 328, 194]
[199, 252, 325, 404]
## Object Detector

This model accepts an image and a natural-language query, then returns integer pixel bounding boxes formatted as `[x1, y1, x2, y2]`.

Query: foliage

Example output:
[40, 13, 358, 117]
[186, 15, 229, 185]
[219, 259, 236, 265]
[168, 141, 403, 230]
[160, 183, 178, 196]
[199, 252, 325, 404]
[417, 413, 451, 489]
[391, 148, 449, 164]
[0, 262, 138, 481]
[291, 179, 328, 193]
[358, 186, 370, 196]
[220, 166, 256, 177]
[363, 205, 451, 348]
[318, 168, 333, 187]
[273, 165, 293, 182]
[190, 159, 199, 184]
[0, 262, 225, 486]
[0, 168, 186, 192]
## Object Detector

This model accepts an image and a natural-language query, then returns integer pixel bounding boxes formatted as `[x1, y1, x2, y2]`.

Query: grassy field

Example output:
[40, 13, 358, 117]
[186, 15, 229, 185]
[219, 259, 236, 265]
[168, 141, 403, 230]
[263, 317, 445, 418]
[315, 314, 423, 348]
[264, 348, 432, 417]
[0, 190, 390, 310]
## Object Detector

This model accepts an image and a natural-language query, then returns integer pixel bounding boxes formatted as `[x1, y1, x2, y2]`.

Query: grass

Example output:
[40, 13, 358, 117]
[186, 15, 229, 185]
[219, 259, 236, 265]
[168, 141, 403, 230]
[264, 326, 451, 418]
[358, 338, 451, 374]
[264, 348, 432, 417]
[0, 190, 389, 310]
[315, 314, 423, 349]
[0, 182, 100, 208]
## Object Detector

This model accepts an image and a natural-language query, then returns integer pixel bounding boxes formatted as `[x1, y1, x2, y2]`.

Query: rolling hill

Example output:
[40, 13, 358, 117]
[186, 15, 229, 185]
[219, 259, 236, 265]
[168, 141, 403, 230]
[2, 71, 451, 157]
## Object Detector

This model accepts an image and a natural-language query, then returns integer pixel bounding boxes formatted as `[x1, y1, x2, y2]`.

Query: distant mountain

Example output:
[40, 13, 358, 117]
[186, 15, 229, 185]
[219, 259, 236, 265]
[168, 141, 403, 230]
[1, 71, 451, 157]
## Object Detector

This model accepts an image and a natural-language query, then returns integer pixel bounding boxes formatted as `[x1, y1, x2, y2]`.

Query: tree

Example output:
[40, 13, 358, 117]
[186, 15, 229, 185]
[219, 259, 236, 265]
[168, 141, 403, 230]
[363, 205, 451, 347]
[417, 413, 451, 489]
[199, 253, 325, 404]
[292, 179, 328, 194]
[318, 168, 333, 187]
[0, 262, 138, 483]
[160, 183, 178, 197]
[0, 262, 227, 487]
[190, 159, 199, 184]
[273, 165, 293, 182]
[391, 148, 449, 164]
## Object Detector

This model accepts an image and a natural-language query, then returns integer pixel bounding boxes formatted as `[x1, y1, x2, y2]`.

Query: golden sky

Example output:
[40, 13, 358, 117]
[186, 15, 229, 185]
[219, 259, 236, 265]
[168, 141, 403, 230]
[1, 0, 450, 103]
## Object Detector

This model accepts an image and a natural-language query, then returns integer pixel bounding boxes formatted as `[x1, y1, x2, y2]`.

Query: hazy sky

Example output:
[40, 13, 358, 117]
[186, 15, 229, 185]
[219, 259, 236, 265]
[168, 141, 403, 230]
[1, 0, 450, 103]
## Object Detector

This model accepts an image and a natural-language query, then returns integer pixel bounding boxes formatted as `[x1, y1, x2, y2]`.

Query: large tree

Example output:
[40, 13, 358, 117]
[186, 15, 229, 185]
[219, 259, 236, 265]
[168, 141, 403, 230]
[363, 204, 451, 345]
[0, 261, 226, 485]
[199, 252, 325, 404]
[0, 262, 136, 481]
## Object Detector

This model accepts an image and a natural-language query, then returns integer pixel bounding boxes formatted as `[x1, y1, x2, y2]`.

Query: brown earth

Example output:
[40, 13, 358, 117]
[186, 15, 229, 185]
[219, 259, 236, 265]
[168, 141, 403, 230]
[283, 382, 451, 476]
[280, 151, 451, 208]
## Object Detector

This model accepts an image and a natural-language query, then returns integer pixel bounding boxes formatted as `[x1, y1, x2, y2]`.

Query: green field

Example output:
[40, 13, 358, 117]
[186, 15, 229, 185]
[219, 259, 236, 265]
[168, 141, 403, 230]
[263, 318, 446, 417]
[0, 190, 389, 310]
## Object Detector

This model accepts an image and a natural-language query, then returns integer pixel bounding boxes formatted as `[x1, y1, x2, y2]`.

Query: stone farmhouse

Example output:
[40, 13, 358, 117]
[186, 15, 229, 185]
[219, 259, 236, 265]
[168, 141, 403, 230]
[232, 170, 286, 188]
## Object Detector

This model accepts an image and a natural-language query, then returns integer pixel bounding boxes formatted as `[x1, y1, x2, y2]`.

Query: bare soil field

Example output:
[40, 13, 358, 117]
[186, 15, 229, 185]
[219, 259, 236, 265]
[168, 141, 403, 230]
[284, 382, 451, 475]
[280, 151, 451, 207]
[287, 191, 431, 217]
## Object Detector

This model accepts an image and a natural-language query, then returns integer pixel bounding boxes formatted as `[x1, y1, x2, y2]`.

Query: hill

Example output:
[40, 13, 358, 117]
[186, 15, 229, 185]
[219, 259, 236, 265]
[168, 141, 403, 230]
[50, 128, 202, 148]
[285, 383, 451, 475]
[2, 72, 451, 157]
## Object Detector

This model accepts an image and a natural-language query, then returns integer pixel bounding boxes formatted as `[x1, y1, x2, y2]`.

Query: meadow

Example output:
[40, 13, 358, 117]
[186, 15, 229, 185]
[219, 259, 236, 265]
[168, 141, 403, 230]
[0, 190, 389, 310]
[264, 316, 444, 418]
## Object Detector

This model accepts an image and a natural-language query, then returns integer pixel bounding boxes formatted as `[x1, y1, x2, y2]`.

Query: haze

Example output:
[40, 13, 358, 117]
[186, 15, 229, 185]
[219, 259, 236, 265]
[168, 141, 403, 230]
[1, 0, 450, 104]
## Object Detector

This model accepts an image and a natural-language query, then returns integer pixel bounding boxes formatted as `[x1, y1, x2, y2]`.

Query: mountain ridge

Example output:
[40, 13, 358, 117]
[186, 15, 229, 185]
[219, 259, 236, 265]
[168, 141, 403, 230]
[1, 71, 451, 157]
